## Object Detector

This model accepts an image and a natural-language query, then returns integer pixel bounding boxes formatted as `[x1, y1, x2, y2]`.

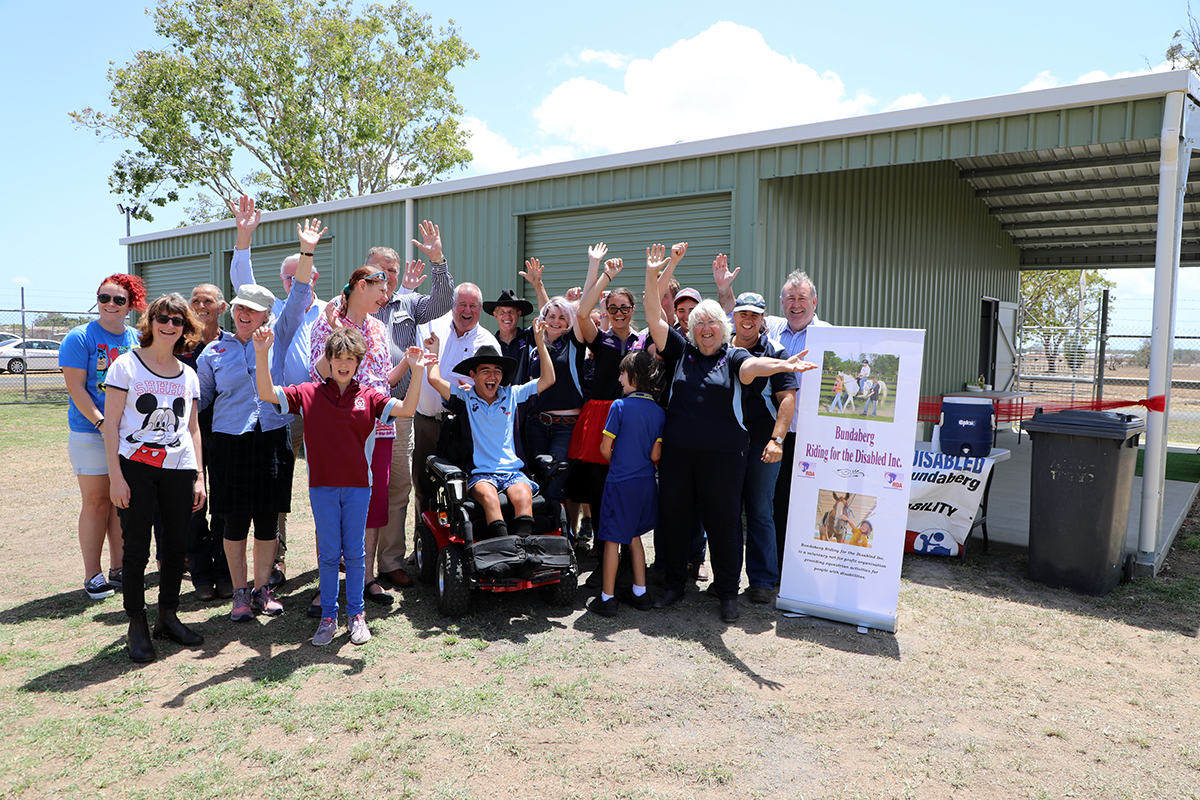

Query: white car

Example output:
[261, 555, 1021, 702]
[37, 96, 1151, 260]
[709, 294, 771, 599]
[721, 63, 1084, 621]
[0, 338, 63, 374]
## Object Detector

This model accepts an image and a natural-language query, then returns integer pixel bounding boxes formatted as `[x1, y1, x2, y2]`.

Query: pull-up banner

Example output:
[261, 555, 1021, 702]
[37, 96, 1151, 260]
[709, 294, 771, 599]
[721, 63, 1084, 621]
[777, 327, 925, 633]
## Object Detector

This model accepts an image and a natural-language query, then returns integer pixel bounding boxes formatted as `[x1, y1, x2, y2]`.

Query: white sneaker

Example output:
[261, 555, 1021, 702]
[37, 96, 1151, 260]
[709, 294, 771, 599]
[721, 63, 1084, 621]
[348, 613, 371, 645]
[312, 617, 337, 647]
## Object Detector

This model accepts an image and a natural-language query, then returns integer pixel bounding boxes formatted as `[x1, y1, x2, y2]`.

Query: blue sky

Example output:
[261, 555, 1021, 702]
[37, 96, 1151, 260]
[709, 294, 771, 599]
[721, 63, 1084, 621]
[1, 0, 1196, 335]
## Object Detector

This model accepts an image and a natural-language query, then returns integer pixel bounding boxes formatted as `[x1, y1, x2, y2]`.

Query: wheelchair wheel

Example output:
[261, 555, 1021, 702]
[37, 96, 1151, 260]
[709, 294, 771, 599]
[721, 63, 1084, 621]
[436, 544, 471, 617]
[541, 571, 578, 608]
[416, 521, 438, 584]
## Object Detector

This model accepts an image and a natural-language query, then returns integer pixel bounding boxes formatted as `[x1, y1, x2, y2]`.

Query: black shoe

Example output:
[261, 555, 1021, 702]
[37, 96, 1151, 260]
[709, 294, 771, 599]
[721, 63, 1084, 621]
[268, 566, 286, 589]
[153, 609, 204, 646]
[364, 580, 394, 606]
[127, 613, 156, 663]
[748, 586, 775, 605]
[587, 595, 618, 617]
[306, 592, 323, 619]
[653, 587, 685, 608]
[584, 568, 603, 589]
[720, 598, 740, 623]
[618, 587, 653, 611]
[194, 584, 217, 602]
[215, 579, 234, 599]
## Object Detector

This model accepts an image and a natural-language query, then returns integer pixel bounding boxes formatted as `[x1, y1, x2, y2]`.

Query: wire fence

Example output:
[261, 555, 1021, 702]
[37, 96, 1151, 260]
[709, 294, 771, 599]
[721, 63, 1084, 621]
[1017, 311, 1200, 447]
[0, 307, 99, 405]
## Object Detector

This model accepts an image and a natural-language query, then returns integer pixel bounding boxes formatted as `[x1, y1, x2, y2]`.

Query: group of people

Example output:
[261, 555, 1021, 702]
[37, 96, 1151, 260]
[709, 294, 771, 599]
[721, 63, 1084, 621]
[63, 194, 830, 661]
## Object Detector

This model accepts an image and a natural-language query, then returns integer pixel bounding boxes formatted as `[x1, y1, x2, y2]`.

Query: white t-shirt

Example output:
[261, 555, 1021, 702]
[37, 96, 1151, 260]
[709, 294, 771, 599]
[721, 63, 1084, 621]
[105, 350, 200, 470]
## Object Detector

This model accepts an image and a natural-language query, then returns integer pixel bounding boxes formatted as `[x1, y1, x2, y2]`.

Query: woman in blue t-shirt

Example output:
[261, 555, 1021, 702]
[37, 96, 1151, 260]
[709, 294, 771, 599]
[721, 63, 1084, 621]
[60, 273, 147, 601]
[642, 245, 818, 623]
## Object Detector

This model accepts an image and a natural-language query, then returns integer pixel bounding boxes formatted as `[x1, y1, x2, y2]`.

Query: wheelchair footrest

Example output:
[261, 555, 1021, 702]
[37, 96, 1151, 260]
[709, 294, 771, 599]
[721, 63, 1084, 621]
[467, 534, 575, 579]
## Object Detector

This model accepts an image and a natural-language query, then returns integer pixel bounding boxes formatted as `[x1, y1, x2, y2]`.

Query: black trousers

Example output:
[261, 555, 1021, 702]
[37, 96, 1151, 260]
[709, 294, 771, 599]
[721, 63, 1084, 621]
[117, 457, 195, 617]
[773, 432, 797, 578]
[656, 443, 745, 599]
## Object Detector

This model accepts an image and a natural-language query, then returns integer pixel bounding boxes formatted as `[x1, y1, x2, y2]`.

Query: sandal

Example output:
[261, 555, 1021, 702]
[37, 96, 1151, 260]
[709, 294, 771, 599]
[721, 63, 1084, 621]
[364, 579, 394, 606]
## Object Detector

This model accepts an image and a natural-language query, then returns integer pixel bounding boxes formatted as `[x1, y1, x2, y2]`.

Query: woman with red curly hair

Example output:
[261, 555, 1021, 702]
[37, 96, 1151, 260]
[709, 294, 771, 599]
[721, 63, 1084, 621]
[60, 273, 147, 600]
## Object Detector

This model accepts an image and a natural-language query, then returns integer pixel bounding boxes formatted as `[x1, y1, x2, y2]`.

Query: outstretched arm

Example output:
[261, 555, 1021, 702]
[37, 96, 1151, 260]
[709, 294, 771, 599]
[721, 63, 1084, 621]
[392, 346, 437, 417]
[578, 257, 622, 344]
[294, 218, 325, 286]
[533, 319, 555, 393]
[229, 194, 260, 288]
[643, 245, 671, 352]
[411, 220, 444, 264]
[580, 242, 607, 305]
[424, 331, 452, 400]
[519, 257, 551, 313]
[655, 241, 687, 303]
[738, 349, 819, 385]
[713, 253, 739, 313]
[253, 326, 282, 404]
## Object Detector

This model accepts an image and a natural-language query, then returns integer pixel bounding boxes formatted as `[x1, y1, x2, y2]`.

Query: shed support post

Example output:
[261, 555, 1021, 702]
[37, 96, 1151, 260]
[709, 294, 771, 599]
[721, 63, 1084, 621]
[404, 198, 415, 264]
[1137, 91, 1193, 571]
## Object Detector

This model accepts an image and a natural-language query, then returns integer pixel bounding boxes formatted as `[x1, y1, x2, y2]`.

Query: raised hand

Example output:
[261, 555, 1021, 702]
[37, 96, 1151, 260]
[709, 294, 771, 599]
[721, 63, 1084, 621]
[297, 218, 327, 250]
[588, 242, 608, 263]
[412, 220, 443, 262]
[519, 257, 544, 286]
[532, 317, 547, 340]
[713, 253, 740, 292]
[323, 296, 345, 329]
[252, 325, 274, 352]
[424, 330, 440, 352]
[646, 243, 668, 272]
[231, 194, 260, 235]
[566, 286, 582, 302]
[404, 345, 432, 369]
[670, 242, 688, 262]
[402, 260, 428, 291]
[603, 258, 623, 280]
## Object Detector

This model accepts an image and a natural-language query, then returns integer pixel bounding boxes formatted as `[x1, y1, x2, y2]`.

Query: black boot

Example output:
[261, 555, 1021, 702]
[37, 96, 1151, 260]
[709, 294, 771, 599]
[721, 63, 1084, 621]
[153, 607, 204, 646]
[127, 613, 156, 663]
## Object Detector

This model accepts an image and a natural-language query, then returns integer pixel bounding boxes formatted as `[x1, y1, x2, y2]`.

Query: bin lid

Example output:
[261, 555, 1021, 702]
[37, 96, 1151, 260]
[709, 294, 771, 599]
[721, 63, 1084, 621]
[1021, 409, 1146, 439]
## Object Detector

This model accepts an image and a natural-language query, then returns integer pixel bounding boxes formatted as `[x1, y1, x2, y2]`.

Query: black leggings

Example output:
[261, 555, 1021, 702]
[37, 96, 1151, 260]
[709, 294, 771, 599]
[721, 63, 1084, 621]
[223, 512, 279, 542]
[117, 457, 195, 617]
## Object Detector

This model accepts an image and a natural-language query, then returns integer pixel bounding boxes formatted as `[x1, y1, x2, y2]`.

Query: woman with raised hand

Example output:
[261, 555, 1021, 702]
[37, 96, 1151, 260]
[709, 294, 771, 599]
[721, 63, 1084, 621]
[307, 261, 411, 612]
[60, 274, 148, 601]
[198, 219, 322, 623]
[642, 244, 818, 623]
[104, 293, 206, 662]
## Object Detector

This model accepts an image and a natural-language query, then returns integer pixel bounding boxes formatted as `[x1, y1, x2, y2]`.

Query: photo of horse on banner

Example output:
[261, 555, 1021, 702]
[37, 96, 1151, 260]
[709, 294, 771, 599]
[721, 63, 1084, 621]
[820, 353, 896, 422]
[815, 490, 879, 548]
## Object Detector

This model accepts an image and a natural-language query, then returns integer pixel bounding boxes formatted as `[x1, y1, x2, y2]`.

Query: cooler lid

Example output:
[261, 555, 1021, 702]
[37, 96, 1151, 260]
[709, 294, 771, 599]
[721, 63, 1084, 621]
[1021, 409, 1146, 440]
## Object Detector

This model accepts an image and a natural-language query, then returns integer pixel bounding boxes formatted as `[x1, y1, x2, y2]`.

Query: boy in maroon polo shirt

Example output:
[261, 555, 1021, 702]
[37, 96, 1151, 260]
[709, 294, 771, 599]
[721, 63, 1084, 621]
[253, 326, 431, 647]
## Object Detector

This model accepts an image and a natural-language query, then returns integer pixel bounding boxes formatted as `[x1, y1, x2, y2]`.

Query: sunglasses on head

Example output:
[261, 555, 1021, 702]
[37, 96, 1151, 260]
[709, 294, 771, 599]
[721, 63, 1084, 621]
[153, 314, 185, 327]
[365, 271, 386, 282]
[97, 293, 129, 307]
[606, 304, 633, 314]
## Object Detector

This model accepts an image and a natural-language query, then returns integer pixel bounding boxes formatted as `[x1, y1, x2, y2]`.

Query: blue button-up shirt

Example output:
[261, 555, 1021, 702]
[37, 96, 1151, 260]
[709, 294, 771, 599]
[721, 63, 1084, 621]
[764, 313, 831, 434]
[197, 279, 309, 434]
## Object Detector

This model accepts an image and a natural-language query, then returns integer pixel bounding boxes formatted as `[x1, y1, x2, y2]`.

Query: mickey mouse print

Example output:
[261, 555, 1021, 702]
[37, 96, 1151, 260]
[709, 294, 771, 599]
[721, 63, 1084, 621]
[104, 352, 201, 471]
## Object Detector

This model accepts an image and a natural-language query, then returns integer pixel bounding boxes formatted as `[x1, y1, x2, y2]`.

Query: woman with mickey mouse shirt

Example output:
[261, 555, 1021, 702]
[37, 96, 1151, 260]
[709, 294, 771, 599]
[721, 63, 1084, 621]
[104, 293, 206, 663]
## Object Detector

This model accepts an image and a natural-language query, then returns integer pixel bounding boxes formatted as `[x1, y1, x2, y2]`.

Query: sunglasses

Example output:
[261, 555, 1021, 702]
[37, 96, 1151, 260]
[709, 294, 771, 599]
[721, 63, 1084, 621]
[606, 304, 634, 314]
[365, 271, 386, 282]
[153, 314, 186, 327]
[97, 293, 129, 307]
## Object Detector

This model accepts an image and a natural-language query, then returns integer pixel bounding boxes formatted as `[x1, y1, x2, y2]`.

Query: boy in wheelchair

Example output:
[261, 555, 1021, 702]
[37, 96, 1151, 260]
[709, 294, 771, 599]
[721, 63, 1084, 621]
[425, 318, 555, 540]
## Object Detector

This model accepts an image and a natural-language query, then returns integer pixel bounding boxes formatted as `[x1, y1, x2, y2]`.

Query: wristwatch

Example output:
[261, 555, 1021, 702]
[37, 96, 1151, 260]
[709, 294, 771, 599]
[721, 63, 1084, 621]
[772, 436, 785, 445]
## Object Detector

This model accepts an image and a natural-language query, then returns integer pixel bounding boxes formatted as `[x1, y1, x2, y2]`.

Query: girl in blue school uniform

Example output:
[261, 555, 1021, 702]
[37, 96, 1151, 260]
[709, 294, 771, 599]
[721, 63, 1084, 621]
[587, 350, 665, 617]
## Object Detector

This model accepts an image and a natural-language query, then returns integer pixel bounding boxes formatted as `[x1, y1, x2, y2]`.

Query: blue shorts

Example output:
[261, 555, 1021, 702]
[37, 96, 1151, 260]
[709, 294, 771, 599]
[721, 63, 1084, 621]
[468, 471, 538, 496]
[68, 430, 109, 476]
[599, 475, 658, 545]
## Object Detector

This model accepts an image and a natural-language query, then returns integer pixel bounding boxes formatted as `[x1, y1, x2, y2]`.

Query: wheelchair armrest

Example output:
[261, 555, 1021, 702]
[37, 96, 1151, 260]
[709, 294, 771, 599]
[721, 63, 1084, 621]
[426, 455, 466, 484]
[531, 453, 570, 485]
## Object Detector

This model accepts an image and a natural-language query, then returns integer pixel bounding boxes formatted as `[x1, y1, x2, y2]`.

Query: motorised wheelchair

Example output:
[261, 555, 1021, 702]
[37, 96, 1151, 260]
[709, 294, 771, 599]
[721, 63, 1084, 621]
[414, 395, 579, 617]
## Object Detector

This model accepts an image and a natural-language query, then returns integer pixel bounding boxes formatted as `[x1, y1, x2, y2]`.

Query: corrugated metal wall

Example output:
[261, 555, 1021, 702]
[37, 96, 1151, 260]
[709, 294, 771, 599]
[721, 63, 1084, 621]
[759, 161, 1020, 396]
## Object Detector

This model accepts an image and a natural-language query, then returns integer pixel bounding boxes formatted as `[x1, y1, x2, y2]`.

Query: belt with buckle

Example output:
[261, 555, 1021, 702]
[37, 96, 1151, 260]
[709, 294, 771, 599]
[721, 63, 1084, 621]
[537, 412, 579, 426]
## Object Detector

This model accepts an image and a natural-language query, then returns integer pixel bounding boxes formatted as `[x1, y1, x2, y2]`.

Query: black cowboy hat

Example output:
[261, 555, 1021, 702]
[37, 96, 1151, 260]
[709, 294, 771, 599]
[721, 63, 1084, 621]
[457, 345, 519, 386]
[482, 289, 534, 317]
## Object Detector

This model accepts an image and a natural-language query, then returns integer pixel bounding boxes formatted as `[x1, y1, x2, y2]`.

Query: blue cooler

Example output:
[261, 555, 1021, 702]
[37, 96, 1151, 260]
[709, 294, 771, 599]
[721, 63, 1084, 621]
[939, 397, 994, 457]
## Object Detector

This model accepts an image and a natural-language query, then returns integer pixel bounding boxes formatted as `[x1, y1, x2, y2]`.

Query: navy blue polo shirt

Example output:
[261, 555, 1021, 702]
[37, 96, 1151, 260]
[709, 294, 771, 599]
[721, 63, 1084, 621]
[585, 328, 646, 402]
[741, 335, 797, 447]
[659, 327, 751, 453]
[497, 326, 534, 386]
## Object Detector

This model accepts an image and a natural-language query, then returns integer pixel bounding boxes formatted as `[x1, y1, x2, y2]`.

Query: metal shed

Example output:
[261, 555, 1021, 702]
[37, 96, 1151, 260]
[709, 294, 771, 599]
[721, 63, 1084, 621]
[123, 69, 1199, 571]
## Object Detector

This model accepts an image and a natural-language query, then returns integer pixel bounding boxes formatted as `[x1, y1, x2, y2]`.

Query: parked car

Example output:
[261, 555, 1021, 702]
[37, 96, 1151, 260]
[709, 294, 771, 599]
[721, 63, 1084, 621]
[0, 338, 63, 374]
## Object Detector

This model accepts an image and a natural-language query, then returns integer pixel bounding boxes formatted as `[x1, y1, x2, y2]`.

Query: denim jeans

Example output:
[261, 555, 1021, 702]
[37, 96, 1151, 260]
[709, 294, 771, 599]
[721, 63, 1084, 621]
[523, 414, 574, 507]
[741, 451, 782, 589]
[310, 486, 370, 619]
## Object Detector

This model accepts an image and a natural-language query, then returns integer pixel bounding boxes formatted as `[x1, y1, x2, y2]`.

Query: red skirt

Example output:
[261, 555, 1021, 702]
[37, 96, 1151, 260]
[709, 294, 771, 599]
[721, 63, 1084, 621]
[568, 399, 614, 464]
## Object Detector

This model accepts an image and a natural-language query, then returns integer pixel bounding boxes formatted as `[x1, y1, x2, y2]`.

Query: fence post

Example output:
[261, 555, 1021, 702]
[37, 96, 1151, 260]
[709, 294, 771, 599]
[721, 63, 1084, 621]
[1096, 289, 1108, 402]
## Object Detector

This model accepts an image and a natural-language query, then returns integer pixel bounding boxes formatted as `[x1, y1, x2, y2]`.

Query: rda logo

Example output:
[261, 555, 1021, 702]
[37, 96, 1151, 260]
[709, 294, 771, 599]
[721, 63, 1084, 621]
[798, 461, 816, 478]
[884, 471, 903, 489]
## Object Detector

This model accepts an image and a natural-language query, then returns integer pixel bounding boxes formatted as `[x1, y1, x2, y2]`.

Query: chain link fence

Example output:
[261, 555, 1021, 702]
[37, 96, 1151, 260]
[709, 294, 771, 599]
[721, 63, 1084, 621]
[1018, 294, 1200, 447]
[0, 307, 98, 404]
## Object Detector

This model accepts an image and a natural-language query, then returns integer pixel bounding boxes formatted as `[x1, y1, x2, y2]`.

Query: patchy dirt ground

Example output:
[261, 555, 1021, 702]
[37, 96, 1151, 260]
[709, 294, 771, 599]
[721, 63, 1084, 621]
[2, 406, 1199, 800]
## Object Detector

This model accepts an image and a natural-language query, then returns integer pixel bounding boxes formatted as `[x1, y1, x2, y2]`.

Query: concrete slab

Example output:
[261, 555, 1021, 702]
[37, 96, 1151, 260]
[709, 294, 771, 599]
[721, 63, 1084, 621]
[966, 429, 1200, 573]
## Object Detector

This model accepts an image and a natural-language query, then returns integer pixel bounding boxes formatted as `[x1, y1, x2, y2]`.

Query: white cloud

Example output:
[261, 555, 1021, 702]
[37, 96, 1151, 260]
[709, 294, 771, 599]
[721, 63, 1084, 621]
[11, 276, 29, 286]
[883, 93, 951, 112]
[1021, 71, 1059, 92]
[1023, 63, 1172, 93]
[465, 21, 877, 173]
[579, 49, 629, 70]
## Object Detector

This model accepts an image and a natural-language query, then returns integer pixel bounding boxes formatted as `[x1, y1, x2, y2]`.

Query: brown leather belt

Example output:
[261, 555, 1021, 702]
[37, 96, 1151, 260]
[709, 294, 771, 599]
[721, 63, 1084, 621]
[537, 412, 579, 426]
